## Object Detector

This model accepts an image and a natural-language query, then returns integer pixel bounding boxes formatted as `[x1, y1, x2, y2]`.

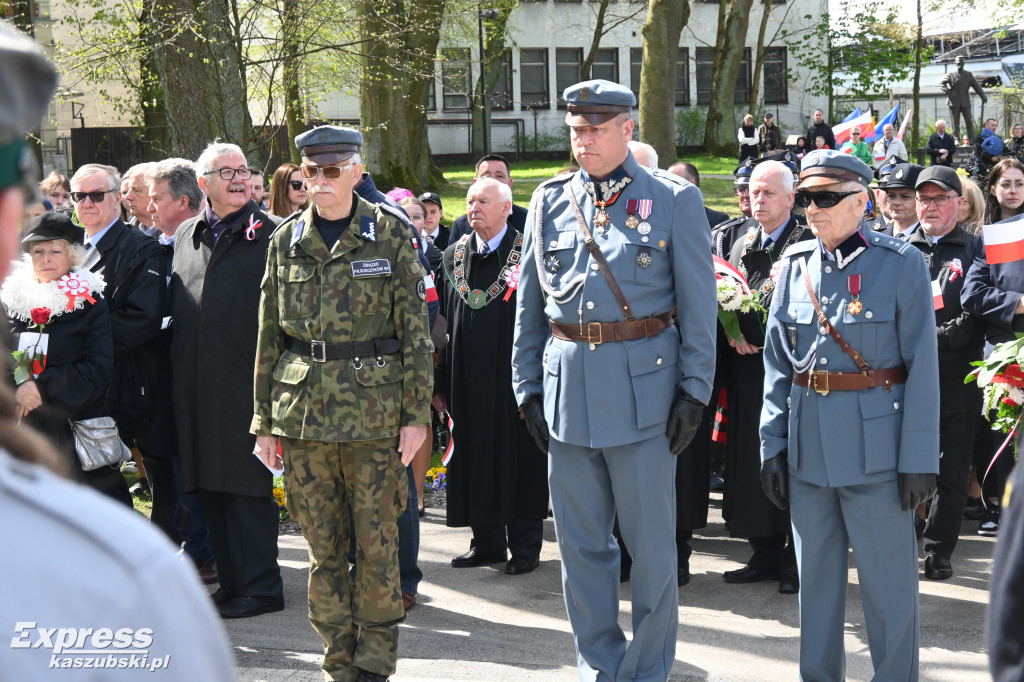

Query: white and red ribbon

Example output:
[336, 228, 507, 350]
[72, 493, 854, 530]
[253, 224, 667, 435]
[245, 215, 263, 241]
[503, 264, 522, 301]
[56, 273, 97, 311]
[949, 258, 964, 281]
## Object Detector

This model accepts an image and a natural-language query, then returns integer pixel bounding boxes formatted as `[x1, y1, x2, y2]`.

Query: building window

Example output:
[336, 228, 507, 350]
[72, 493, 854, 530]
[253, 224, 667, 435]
[441, 48, 472, 111]
[592, 48, 618, 83]
[426, 77, 436, 112]
[630, 48, 688, 105]
[520, 48, 549, 109]
[556, 48, 583, 108]
[491, 49, 513, 111]
[696, 47, 750, 105]
[763, 46, 788, 104]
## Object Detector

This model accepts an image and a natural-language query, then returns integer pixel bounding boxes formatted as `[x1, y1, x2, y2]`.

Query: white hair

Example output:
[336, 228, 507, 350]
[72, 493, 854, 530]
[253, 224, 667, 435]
[628, 140, 659, 169]
[468, 178, 512, 205]
[751, 160, 794, 194]
[71, 164, 120, 191]
[195, 141, 247, 178]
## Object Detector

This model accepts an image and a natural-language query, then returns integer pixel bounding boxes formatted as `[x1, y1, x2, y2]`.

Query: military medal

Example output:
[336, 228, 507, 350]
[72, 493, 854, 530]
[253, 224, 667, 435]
[636, 199, 653, 233]
[545, 254, 560, 274]
[594, 201, 610, 228]
[625, 199, 640, 229]
[846, 273, 862, 315]
[637, 250, 653, 269]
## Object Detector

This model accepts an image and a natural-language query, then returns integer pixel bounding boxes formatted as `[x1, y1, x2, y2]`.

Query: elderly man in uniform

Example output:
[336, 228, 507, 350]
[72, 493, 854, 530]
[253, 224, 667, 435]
[252, 125, 433, 682]
[512, 80, 716, 681]
[760, 149, 939, 681]
[716, 160, 810, 594]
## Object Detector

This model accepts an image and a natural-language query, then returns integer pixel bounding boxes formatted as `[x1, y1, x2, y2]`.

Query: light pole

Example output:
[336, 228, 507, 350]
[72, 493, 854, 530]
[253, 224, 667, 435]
[477, 3, 499, 155]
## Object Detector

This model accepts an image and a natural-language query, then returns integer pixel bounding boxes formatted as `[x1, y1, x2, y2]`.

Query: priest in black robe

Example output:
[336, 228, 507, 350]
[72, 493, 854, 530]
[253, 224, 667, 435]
[715, 160, 812, 594]
[434, 178, 549, 576]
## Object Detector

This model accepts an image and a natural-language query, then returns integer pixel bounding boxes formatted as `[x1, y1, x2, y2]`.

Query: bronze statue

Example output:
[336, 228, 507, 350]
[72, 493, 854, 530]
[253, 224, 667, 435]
[940, 56, 987, 143]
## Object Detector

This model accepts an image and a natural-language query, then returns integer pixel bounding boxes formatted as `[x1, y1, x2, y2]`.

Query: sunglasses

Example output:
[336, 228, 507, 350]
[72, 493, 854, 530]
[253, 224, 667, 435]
[70, 189, 116, 203]
[300, 163, 352, 180]
[289, 180, 305, 191]
[794, 189, 861, 209]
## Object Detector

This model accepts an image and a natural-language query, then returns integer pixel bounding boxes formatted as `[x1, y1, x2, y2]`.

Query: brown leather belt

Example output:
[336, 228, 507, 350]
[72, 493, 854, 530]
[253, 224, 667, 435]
[793, 367, 908, 395]
[550, 312, 674, 345]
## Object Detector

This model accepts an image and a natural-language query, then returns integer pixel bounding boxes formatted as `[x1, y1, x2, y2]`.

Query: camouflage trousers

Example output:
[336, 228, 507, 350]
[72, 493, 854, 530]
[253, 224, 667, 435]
[281, 436, 407, 681]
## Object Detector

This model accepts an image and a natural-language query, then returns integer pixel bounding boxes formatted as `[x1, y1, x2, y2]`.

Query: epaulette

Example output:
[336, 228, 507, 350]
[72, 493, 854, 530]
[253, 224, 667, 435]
[866, 231, 912, 255]
[779, 239, 817, 261]
[713, 215, 747, 232]
[650, 168, 685, 186]
[270, 209, 302, 238]
[535, 174, 573, 192]
[377, 200, 408, 222]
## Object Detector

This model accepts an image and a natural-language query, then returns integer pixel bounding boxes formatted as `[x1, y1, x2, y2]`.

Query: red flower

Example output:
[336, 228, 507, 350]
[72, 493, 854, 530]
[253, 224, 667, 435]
[1002, 397, 1019, 407]
[30, 307, 50, 325]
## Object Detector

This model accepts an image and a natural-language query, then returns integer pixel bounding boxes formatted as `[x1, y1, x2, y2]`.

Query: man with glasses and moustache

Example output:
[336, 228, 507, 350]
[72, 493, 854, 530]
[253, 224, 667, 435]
[252, 126, 433, 682]
[760, 150, 939, 681]
[171, 142, 284, 619]
[70, 163, 165, 507]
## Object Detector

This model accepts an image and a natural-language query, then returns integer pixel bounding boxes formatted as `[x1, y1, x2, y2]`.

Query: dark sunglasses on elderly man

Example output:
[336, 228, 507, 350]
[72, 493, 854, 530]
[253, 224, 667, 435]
[70, 189, 116, 203]
[289, 180, 305, 191]
[300, 163, 352, 180]
[794, 189, 861, 209]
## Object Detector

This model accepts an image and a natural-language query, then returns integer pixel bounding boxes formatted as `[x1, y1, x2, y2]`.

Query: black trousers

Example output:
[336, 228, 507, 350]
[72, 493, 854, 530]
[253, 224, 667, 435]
[924, 386, 981, 559]
[748, 534, 798, 575]
[471, 520, 543, 559]
[199, 490, 283, 599]
[144, 455, 183, 545]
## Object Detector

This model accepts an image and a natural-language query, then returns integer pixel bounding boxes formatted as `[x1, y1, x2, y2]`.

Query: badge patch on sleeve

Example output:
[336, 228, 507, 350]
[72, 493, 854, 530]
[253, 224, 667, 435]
[290, 220, 305, 247]
[351, 259, 392, 278]
[417, 280, 427, 301]
[360, 216, 377, 242]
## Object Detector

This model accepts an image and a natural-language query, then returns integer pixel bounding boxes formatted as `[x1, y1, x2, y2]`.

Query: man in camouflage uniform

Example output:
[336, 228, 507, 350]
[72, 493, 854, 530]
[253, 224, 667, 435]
[252, 125, 434, 682]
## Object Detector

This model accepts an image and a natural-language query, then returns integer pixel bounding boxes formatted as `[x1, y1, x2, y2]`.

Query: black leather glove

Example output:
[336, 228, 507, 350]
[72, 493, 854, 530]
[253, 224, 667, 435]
[899, 473, 937, 511]
[760, 453, 789, 511]
[665, 390, 704, 456]
[519, 394, 549, 453]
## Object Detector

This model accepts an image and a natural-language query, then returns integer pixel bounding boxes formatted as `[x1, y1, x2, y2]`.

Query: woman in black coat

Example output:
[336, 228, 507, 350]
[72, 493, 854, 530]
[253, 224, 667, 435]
[2, 213, 129, 507]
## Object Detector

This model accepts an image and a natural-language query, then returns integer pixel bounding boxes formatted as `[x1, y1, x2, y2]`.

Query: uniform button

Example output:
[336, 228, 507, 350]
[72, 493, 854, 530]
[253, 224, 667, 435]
[590, 263, 599, 271]
[824, 266, 833, 274]
[549, 240, 558, 249]
[873, 237, 880, 243]
[641, 236, 649, 243]
[586, 301, 595, 309]
[656, 357, 663, 365]
[787, 396, 792, 407]
[821, 296, 829, 304]
[865, 311, 873, 319]
[894, 402, 900, 410]
[819, 326, 827, 335]
[790, 312, 797, 320]
[588, 343, 596, 351]
[819, 357, 828, 366]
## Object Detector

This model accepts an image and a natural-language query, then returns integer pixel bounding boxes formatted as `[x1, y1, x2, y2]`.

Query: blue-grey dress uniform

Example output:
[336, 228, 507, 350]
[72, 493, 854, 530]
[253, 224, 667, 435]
[512, 83, 716, 681]
[760, 214, 940, 678]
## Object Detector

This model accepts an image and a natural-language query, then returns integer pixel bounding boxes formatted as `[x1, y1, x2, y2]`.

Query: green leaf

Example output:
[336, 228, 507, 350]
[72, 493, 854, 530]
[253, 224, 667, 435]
[718, 310, 743, 343]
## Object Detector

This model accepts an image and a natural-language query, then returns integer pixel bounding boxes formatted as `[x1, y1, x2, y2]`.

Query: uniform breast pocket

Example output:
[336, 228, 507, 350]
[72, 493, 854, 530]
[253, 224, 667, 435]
[620, 230, 668, 285]
[278, 262, 317, 318]
[545, 230, 578, 289]
[841, 296, 894, 360]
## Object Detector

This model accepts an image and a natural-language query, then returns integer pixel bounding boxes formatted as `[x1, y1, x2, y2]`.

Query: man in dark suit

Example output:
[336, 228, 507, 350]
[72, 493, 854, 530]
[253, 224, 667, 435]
[669, 162, 729, 228]
[449, 154, 527, 241]
[70, 163, 165, 505]
[927, 119, 958, 167]
[419, 192, 450, 250]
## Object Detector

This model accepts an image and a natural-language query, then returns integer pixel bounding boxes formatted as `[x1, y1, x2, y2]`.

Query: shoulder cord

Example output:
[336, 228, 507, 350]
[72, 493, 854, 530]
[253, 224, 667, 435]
[775, 256, 818, 373]
[534, 179, 587, 304]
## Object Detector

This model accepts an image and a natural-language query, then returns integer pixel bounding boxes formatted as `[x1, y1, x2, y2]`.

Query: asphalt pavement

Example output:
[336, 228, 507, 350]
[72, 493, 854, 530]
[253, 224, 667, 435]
[224, 491, 994, 682]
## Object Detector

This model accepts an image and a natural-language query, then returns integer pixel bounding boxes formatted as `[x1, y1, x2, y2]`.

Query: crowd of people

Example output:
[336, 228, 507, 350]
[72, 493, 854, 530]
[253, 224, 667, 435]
[4, 20, 1024, 678]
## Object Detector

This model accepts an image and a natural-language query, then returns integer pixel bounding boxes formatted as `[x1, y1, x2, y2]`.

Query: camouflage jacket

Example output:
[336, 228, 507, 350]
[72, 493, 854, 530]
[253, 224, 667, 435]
[251, 197, 434, 442]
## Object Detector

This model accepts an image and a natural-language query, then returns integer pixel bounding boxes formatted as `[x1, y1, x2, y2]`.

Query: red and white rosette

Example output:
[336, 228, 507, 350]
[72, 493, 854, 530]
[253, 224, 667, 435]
[503, 263, 522, 302]
[57, 272, 97, 311]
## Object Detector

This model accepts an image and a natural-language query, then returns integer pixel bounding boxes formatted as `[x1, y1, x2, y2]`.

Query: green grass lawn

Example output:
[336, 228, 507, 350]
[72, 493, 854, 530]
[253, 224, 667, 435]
[435, 153, 739, 225]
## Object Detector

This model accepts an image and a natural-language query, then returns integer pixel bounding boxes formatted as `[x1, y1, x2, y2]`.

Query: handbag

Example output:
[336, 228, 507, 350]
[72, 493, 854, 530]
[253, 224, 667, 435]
[68, 417, 131, 471]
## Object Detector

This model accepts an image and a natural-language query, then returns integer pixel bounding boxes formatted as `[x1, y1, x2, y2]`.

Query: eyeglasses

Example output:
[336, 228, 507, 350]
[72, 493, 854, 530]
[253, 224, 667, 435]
[70, 189, 116, 203]
[996, 181, 1024, 191]
[794, 189, 861, 209]
[734, 187, 750, 195]
[916, 195, 956, 206]
[204, 167, 253, 180]
[300, 163, 352, 180]
[851, 132, 860, 136]
[289, 180, 305, 191]
[406, 212, 425, 221]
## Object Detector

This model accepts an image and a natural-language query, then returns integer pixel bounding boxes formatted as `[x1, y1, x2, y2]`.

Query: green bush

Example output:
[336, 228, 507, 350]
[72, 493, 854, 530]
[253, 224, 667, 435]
[676, 107, 708, 148]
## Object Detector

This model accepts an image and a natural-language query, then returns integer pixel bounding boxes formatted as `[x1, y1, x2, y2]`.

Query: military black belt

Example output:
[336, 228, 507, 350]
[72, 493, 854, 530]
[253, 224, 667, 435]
[284, 336, 402, 363]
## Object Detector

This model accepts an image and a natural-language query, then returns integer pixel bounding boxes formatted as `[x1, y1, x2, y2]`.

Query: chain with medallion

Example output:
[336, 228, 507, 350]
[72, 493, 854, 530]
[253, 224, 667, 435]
[452, 232, 524, 309]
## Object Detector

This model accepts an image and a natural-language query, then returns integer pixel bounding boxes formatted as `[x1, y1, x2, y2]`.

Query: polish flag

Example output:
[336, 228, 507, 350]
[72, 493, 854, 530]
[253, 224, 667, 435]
[832, 112, 874, 148]
[983, 222, 1024, 264]
[423, 273, 438, 303]
[932, 280, 944, 310]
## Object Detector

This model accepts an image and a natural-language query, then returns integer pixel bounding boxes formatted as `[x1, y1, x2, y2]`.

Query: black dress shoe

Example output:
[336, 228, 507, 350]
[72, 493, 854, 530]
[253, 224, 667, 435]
[355, 670, 389, 682]
[778, 573, 800, 594]
[723, 565, 780, 584]
[217, 595, 284, 619]
[450, 548, 507, 568]
[506, 556, 540, 575]
[924, 554, 953, 580]
[210, 586, 236, 606]
[678, 568, 690, 587]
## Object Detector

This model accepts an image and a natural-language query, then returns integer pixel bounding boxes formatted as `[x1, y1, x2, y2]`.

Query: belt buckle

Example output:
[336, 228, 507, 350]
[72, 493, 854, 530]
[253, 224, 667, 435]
[586, 322, 603, 346]
[811, 370, 829, 396]
[310, 340, 326, 363]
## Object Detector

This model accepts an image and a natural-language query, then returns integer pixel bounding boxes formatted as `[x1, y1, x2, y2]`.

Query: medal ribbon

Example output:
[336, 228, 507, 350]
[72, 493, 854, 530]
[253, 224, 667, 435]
[245, 214, 263, 241]
[625, 198, 639, 215]
[848, 274, 861, 296]
[637, 199, 653, 220]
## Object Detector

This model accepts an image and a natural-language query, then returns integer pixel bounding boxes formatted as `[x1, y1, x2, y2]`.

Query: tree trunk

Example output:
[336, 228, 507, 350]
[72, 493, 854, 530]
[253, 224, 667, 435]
[282, 0, 304, 165]
[911, 0, 923, 160]
[639, 0, 688, 167]
[581, 0, 613, 80]
[471, 4, 513, 158]
[703, 0, 753, 156]
[748, 0, 772, 117]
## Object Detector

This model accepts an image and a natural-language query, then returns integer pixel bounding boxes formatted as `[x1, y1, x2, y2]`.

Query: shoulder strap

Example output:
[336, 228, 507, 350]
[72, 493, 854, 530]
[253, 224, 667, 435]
[800, 257, 870, 372]
[563, 182, 635, 320]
